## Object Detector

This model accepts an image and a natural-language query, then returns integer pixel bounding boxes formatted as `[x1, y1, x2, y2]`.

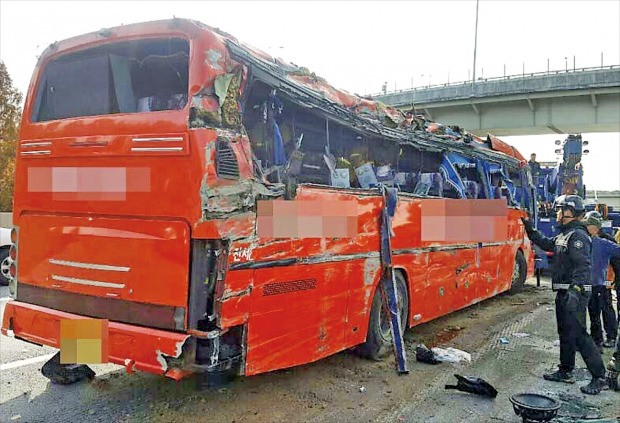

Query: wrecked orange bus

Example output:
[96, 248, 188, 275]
[2, 19, 536, 381]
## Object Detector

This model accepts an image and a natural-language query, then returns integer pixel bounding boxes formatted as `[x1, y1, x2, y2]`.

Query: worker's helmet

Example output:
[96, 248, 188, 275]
[584, 210, 603, 220]
[583, 214, 602, 228]
[553, 195, 585, 216]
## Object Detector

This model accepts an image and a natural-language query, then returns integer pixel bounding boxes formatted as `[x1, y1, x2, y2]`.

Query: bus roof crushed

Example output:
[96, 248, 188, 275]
[221, 39, 525, 166]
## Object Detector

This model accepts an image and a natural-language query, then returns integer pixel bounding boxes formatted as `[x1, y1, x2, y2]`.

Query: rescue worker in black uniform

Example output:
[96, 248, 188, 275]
[522, 195, 607, 395]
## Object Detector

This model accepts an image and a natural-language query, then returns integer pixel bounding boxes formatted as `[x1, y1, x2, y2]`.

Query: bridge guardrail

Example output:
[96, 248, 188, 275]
[371, 64, 620, 98]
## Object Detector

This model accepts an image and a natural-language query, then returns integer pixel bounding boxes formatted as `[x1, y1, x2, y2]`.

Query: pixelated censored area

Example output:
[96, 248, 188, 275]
[59, 319, 109, 364]
[257, 200, 358, 238]
[421, 199, 508, 242]
[28, 167, 151, 201]
[263, 279, 317, 296]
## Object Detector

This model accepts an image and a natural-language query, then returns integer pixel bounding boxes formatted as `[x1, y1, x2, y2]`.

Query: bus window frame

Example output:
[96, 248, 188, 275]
[26, 34, 193, 125]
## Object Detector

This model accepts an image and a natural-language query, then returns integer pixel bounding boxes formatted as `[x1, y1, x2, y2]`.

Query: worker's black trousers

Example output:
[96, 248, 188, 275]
[555, 291, 605, 378]
[588, 286, 618, 345]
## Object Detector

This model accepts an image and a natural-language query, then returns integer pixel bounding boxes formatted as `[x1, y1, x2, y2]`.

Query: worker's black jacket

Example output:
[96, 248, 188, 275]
[600, 231, 620, 281]
[526, 220, 591, 287]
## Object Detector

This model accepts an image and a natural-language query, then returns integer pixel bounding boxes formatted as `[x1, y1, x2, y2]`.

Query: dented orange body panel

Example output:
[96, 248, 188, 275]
[218, 187, 529, 375]
[3, 19, 535, 380]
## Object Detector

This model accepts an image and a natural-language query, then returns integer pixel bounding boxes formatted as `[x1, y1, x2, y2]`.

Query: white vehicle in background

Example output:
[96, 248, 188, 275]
[1, 227, 11, 286]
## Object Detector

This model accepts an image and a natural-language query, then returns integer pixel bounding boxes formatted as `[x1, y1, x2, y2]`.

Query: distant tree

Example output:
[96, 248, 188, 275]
[0, 61, 22, 212]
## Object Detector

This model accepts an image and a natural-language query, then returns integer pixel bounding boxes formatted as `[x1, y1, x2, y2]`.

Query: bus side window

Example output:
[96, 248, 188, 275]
[396, 146, 443, 196]
[508, 169, 524, 206]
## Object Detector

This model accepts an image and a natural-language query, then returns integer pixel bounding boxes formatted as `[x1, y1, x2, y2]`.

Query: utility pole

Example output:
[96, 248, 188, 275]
[472, 0, 480, 84]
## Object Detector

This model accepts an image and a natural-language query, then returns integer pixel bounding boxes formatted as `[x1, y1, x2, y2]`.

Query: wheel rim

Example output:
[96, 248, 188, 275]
[379, 282, 407, 341]
[0, 256, 10, 279]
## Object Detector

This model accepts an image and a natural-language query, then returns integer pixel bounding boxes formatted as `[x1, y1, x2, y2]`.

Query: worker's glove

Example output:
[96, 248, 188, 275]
[565, 285, 583, 313]
[520, 217, 534, 234]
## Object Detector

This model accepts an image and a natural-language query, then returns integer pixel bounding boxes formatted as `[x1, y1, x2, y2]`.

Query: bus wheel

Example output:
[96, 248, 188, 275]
[357, 271, 409, 361]
[0, 247, 10, 286]
[509, 250, 527, 293]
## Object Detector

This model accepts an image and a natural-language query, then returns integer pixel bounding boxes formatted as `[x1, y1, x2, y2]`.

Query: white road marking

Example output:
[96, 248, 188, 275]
[0, 353, 56, 371]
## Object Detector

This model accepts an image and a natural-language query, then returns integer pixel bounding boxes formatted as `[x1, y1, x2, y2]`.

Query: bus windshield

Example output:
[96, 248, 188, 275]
[32, 37, 190, 122]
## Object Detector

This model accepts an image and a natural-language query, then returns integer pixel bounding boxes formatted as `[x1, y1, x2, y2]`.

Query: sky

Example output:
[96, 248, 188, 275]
[1, 0, 619, 190]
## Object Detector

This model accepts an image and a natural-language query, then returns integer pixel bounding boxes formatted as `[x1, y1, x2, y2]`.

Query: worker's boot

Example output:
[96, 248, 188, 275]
[543, 368, 575, 384]
[580, 378, 608, 395]
[602, 339, 616, 348]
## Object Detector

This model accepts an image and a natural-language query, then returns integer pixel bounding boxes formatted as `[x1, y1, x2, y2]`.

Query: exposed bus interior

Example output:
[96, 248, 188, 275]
[241, 79, 528, 206]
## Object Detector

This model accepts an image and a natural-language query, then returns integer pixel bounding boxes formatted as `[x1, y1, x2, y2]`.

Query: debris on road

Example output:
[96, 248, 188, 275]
[445, 374, 498, 398]
[509, 393, 560, 422]
[499, 338, 510, 345]
[512, 333, 530, 338]
[415, 344, 441, 365]
[555, 392, 602, 420]
[432, 326, 465, 346]
[431, 347, 472, 363]
[359, 386, 366, 393]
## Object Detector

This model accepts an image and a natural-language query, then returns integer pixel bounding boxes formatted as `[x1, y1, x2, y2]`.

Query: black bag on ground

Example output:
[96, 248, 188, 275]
[445, 374, 498, 398]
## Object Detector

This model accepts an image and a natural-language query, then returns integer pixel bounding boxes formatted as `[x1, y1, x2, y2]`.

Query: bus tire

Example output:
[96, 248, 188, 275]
[357, 271, 409, 361]
[509, 250, 527, 293]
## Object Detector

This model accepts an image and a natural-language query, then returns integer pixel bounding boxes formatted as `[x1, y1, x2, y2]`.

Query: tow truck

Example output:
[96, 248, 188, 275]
[532, 134, 617, 283]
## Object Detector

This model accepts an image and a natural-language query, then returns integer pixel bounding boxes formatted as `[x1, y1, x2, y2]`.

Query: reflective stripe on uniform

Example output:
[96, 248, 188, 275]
[552, 283, 592, 292]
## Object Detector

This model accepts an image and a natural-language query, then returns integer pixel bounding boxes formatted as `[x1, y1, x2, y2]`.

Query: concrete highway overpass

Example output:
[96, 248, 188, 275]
[373, 66, 620, 136]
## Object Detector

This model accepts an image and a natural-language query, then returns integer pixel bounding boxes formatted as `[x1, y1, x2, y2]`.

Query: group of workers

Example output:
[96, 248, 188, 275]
[522, 195, 620, 395]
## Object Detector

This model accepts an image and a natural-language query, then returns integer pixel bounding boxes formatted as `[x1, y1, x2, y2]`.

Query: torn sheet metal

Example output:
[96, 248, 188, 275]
[200, 179, 284, 219]
[224, 38, 525, 166]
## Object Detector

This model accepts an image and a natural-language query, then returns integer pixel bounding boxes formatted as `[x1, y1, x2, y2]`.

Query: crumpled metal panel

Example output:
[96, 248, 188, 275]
[214, 185, 530, 376]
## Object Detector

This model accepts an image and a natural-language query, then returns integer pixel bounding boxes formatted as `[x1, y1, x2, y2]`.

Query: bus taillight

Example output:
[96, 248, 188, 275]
[9, 245, 16, 261]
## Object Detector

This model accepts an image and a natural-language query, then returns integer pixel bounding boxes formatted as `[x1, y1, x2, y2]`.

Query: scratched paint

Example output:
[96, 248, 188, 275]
[205, 49, 224, 71]
[363, 257, 381, 286]
[5, 18, 534, 382]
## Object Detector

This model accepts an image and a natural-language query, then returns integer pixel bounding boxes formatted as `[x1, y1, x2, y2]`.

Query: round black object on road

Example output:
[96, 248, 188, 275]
[509, 393, 561, 423]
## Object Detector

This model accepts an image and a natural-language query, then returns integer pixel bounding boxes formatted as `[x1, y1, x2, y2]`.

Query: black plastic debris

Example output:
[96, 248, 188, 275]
[41, 352, 95, 385]
[445, 374, 498, 398]
[415, 344, 440, 365]
[509, 393, 560, 423]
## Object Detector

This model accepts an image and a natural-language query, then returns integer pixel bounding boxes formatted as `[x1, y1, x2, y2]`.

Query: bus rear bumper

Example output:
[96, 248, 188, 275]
[1, 300, 191, 377]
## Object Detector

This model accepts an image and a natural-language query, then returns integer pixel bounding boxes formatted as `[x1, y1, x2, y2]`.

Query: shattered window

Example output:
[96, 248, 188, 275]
[32, 38, 189, 122]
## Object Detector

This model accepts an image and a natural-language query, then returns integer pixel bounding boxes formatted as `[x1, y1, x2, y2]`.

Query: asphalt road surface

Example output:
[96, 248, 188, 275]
[1, 279, 619, 422]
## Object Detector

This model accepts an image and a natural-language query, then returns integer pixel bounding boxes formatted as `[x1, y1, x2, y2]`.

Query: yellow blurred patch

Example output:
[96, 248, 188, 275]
[59, 319, 109, 364]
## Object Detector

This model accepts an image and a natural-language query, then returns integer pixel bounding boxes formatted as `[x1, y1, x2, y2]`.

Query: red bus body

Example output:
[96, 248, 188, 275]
[2, 19, 535, 379]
